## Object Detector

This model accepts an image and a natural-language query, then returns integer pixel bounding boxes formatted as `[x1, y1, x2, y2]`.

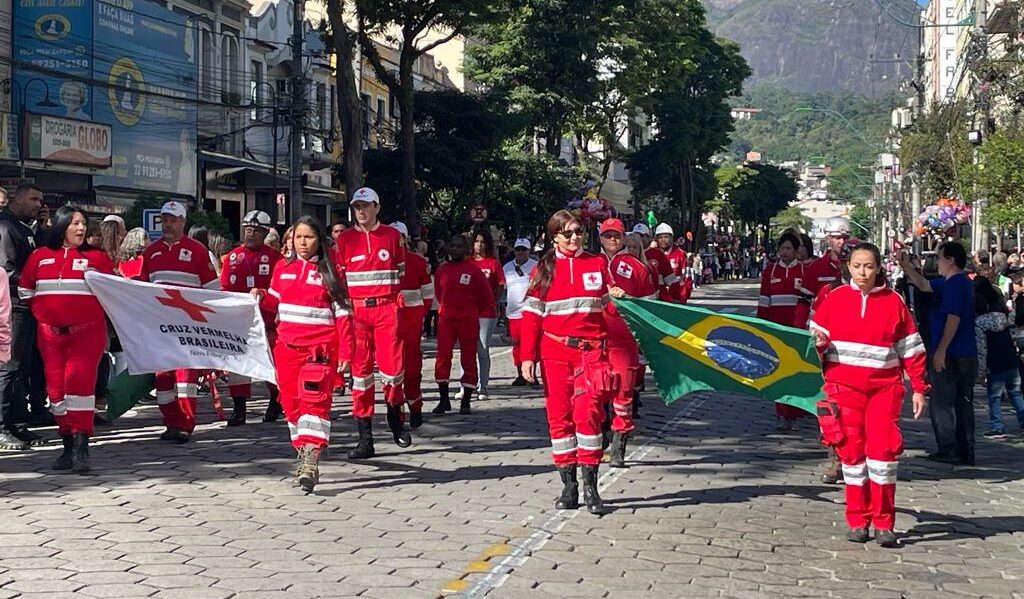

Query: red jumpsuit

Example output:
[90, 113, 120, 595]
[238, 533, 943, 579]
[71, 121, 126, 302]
[603, 251, 656, 434]
[139, 236, 220, 432]
[522, 249, 613, 466]
[333, 224, 405, 419]
[663, 247, 689, 302]
[263, 257, 353, 449]
[397, 251, 433, 415]
[220, 244, 283, 398]
[758, 259, 811, 420]
[645, 248, 680, 302]
[433, 261, 493, 387]
[809, 284, 927, 531]
[18, 246, 115, 436]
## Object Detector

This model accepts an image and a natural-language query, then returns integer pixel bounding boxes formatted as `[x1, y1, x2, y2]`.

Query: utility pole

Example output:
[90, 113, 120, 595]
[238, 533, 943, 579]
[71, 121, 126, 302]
[288, 0, 306, 224]
[972, 0, 988, 253]
[911, 23, 925, 254]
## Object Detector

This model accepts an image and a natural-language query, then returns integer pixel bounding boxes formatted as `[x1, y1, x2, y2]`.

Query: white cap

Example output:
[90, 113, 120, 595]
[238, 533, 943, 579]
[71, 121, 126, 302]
[513, 237, 531, 249]
[242, 210, 272, 228]
[631, 223, 651, 236]
[824, 217, 851, 236]
[391, 221, 409, 237]
[160, 201, 187, 218]
[351, 187, 380, 204]
[655, 223, 673, 237]
[102, 215, 125, 227]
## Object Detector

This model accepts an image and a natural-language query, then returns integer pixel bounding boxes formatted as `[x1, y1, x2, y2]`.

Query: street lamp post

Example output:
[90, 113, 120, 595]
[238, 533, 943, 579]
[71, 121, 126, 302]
[0, 77, 59, 178]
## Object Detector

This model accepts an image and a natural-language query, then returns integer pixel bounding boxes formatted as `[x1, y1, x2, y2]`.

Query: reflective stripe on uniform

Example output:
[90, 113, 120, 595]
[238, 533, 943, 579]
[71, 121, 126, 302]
[63, 394, 95, 411]
[522, 296, 546, 316]
[296, 414, 330, 441]
[150, 270, 202, 287]
[17, 287, 34, 300]
[826, 340, 898, 369]
[352, 374, 374, 391]
[894, 333, 925, 359]
[278, 303, 334, 326]
[379, 371, 405, 386]
[757, 295, 770, 307]
[664, 273, 680, 286]
[551, 436, 577, 455]
[156, 390, 176, 405]
[808, 320, 829, 337]
[202, 279, 221, 290]
[575, 432, 603, 451]
[543, 297, 606, 316]
[345, 270, 400, 287]
[287, 421, 298, 441]
[842, 462, 867, 486]
[768, 294, 799, 306]
[175, 383, 199, 398]
[32, 279, 93, 297]
[421, 283, 434, 300]
[867, 458, 898, 485]
[400, 289, 424, 307]
[333, 302, 351, 318]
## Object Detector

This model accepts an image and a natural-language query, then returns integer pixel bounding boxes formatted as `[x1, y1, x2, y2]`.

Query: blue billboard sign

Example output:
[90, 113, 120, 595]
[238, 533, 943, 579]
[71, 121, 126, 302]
[12, 0, 198, 197]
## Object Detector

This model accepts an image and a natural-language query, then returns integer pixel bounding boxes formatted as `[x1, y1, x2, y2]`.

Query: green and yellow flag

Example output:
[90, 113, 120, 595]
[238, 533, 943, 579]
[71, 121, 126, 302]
[613, 298, 824, 413]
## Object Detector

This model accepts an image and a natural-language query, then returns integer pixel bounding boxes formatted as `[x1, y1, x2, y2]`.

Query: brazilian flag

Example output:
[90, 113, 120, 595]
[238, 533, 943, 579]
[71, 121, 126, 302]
[613, 298, 824, 413]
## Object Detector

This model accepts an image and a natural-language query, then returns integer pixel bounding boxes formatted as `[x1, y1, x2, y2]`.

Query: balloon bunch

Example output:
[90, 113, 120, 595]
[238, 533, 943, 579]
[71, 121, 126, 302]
[565, 196, 614, 222]
[915, 197, 971, 237]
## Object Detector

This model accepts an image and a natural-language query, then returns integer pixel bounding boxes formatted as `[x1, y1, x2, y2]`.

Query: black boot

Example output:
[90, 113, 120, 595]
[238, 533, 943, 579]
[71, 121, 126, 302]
[581, 464, 605, 515]
[512, 366, 528, 387]
[632, 391, 642, 418]
[432, 383, 452, 414]
[386, 405, 413, 448]
[348, 417, 375, 459]
[409, 404, 423, 429]
[53, 435, 73, 470]
[608, 432, 628, 469]
[263, 386, 283, 423]
[459, 388, 473, 415]
[555, 465, 579, 509]
[71, 433, 90, 474]
[227, 398, 247, 427]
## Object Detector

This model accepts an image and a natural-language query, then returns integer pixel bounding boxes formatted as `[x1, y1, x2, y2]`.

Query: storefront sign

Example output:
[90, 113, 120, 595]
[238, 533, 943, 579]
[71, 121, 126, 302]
[24, 113, 111, 167]
[0, 113, 18, 161]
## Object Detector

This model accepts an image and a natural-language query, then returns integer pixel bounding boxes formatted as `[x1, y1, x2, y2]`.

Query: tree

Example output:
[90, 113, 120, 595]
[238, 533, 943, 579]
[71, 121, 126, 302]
[899, 99, 973, 201]
[719, 162, 798, 244]
[356, 0, 495, 234]
[322, 1, 364, 202]
[963, 131, 1024, 228]
[770, 205, 811, 238]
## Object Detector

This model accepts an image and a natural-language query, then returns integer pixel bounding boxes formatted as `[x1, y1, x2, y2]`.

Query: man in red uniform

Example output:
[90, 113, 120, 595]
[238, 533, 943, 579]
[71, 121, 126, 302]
[632, 223, 680, 302]
[805, 218, 850, 298]
[655, 223, 689, 303]
[599, 218, 656, 468]
[219, 210, 283, 426]
[333, 187, 410, 458]
[139, 201, 220, 443]
[432, 234, 493, 415]
[392, 221, 432, 428]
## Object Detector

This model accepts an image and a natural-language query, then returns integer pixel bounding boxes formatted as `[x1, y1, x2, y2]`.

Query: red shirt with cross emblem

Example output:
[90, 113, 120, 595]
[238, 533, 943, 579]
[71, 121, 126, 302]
[472, 255, 504, 318]
[139, 236, 220, 290]
[434, 260, 493, 319]
[333, 224, 405, 299]
[398, 251, 433, 311]
[603, 251, 657, 340]
[520, 249, 609, 362]
[263, 257, 354, 360]
[644, 247, 680, 302]
[18, 246, 115, 326]
[220, 244, 283, 325]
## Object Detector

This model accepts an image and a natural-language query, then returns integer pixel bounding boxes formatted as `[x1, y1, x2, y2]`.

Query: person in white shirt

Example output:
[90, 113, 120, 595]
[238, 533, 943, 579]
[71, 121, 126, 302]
[502, 237, 538, 386]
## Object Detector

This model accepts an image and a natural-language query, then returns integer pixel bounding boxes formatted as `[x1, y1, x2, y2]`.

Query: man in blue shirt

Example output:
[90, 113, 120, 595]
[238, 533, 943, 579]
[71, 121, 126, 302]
[900, 241, 977, 465]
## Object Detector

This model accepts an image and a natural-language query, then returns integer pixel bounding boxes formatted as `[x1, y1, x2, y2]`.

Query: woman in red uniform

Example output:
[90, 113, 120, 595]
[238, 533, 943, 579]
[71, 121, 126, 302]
[757, 231, 811, 430]
[521, 210, 622, 515]
[19, 205, 115, 473]
[598, 219, 656, 469]
[255, 216, 352, 493]
[471, 228, 504, 401]
[810, 242, 927, 548]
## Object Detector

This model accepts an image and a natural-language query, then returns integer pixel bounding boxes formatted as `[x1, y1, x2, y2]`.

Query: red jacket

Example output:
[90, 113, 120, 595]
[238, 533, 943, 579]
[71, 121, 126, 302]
[809, 283, 927, 393]
[805, 254, 841, 296]
[472, 255, 504, 318]
[645, 247, 680, 302]
[663, 247, 687, 277]
[221, 244, 283, 327]
[140, 236, 220, 290]
[521, 249, 609, 362]
[398, 251, 433, 311]
[757, 259, 810, 328]
[333, 224, 405, 299]
[264, 257, 353, 360]
[434, 260, 493, 319]
[604, 251, 657, 340]
[19, 246, 115, 326]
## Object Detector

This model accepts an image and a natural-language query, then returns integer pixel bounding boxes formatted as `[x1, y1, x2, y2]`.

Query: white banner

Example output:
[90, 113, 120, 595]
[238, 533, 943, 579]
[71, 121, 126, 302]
[84, 272, 276, 383]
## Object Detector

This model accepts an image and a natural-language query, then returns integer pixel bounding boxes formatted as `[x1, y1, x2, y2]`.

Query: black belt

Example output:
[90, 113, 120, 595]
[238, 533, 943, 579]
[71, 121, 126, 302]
[544, 331, 606, 350]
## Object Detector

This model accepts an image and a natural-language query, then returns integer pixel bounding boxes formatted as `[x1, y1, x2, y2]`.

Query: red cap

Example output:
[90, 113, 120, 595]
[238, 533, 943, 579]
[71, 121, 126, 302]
[599, 218, 625, 234]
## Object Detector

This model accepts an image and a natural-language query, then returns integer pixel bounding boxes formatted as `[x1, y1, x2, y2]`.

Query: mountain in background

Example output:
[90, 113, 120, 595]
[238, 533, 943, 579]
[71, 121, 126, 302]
[705, 0, 921, 94]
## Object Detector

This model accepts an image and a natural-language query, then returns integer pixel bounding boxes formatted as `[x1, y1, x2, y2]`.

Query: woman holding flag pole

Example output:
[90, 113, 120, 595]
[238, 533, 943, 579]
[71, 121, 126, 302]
[19, 205, 115, 473]
[809, 242, 927, 548]
[520, 210, 624, 515]
[254, 216, 353, 494]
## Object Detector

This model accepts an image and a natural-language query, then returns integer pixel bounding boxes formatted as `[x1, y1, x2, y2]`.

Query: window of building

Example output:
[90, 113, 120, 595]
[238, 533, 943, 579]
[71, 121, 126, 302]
[250, 61, 263, 121]
[199, 26, 216, 100]
[221, 35, 240, 105]
[329, 85, 336, 131]
[317, 83, 327, 132]
[376, 97, 385, 127]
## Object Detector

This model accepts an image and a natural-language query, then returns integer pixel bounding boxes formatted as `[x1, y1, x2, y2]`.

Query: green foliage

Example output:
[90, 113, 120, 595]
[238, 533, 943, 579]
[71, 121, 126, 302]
[849, 198, 874, 240]
[187, 211, 232, 239]
[121, 193, 231, 239]
[899, 100, 973, 201]
[718, 162, 798, 227]
[770, 205, 811, 237]
[122, 193, 165, 232]
[961, 131, 1024, 228]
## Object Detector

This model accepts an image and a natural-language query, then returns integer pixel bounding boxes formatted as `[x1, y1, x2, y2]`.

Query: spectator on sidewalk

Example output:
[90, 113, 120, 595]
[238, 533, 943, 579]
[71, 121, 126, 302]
[973, 278, 1024, 439]
[900, 241, 977, 465]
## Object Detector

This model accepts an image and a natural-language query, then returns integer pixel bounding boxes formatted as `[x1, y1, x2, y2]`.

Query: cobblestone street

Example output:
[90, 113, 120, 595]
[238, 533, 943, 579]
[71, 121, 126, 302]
[0, 282, 1021, 598]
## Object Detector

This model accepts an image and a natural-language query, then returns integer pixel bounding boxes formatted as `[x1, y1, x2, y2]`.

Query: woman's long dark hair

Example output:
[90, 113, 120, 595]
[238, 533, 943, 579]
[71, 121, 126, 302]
[472, 226, 496, 259]
[529, 210, 579, 296]
[46, 205, 91, 251]
[289, 215, 348, 307]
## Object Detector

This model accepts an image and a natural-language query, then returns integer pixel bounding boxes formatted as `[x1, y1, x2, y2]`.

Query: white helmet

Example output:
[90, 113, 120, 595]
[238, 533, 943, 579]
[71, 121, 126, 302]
[655, 223, 673, 237]
[242, 210, 272, 228]
[390, 221, 409, 237]
[823, 217, 850, 237]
